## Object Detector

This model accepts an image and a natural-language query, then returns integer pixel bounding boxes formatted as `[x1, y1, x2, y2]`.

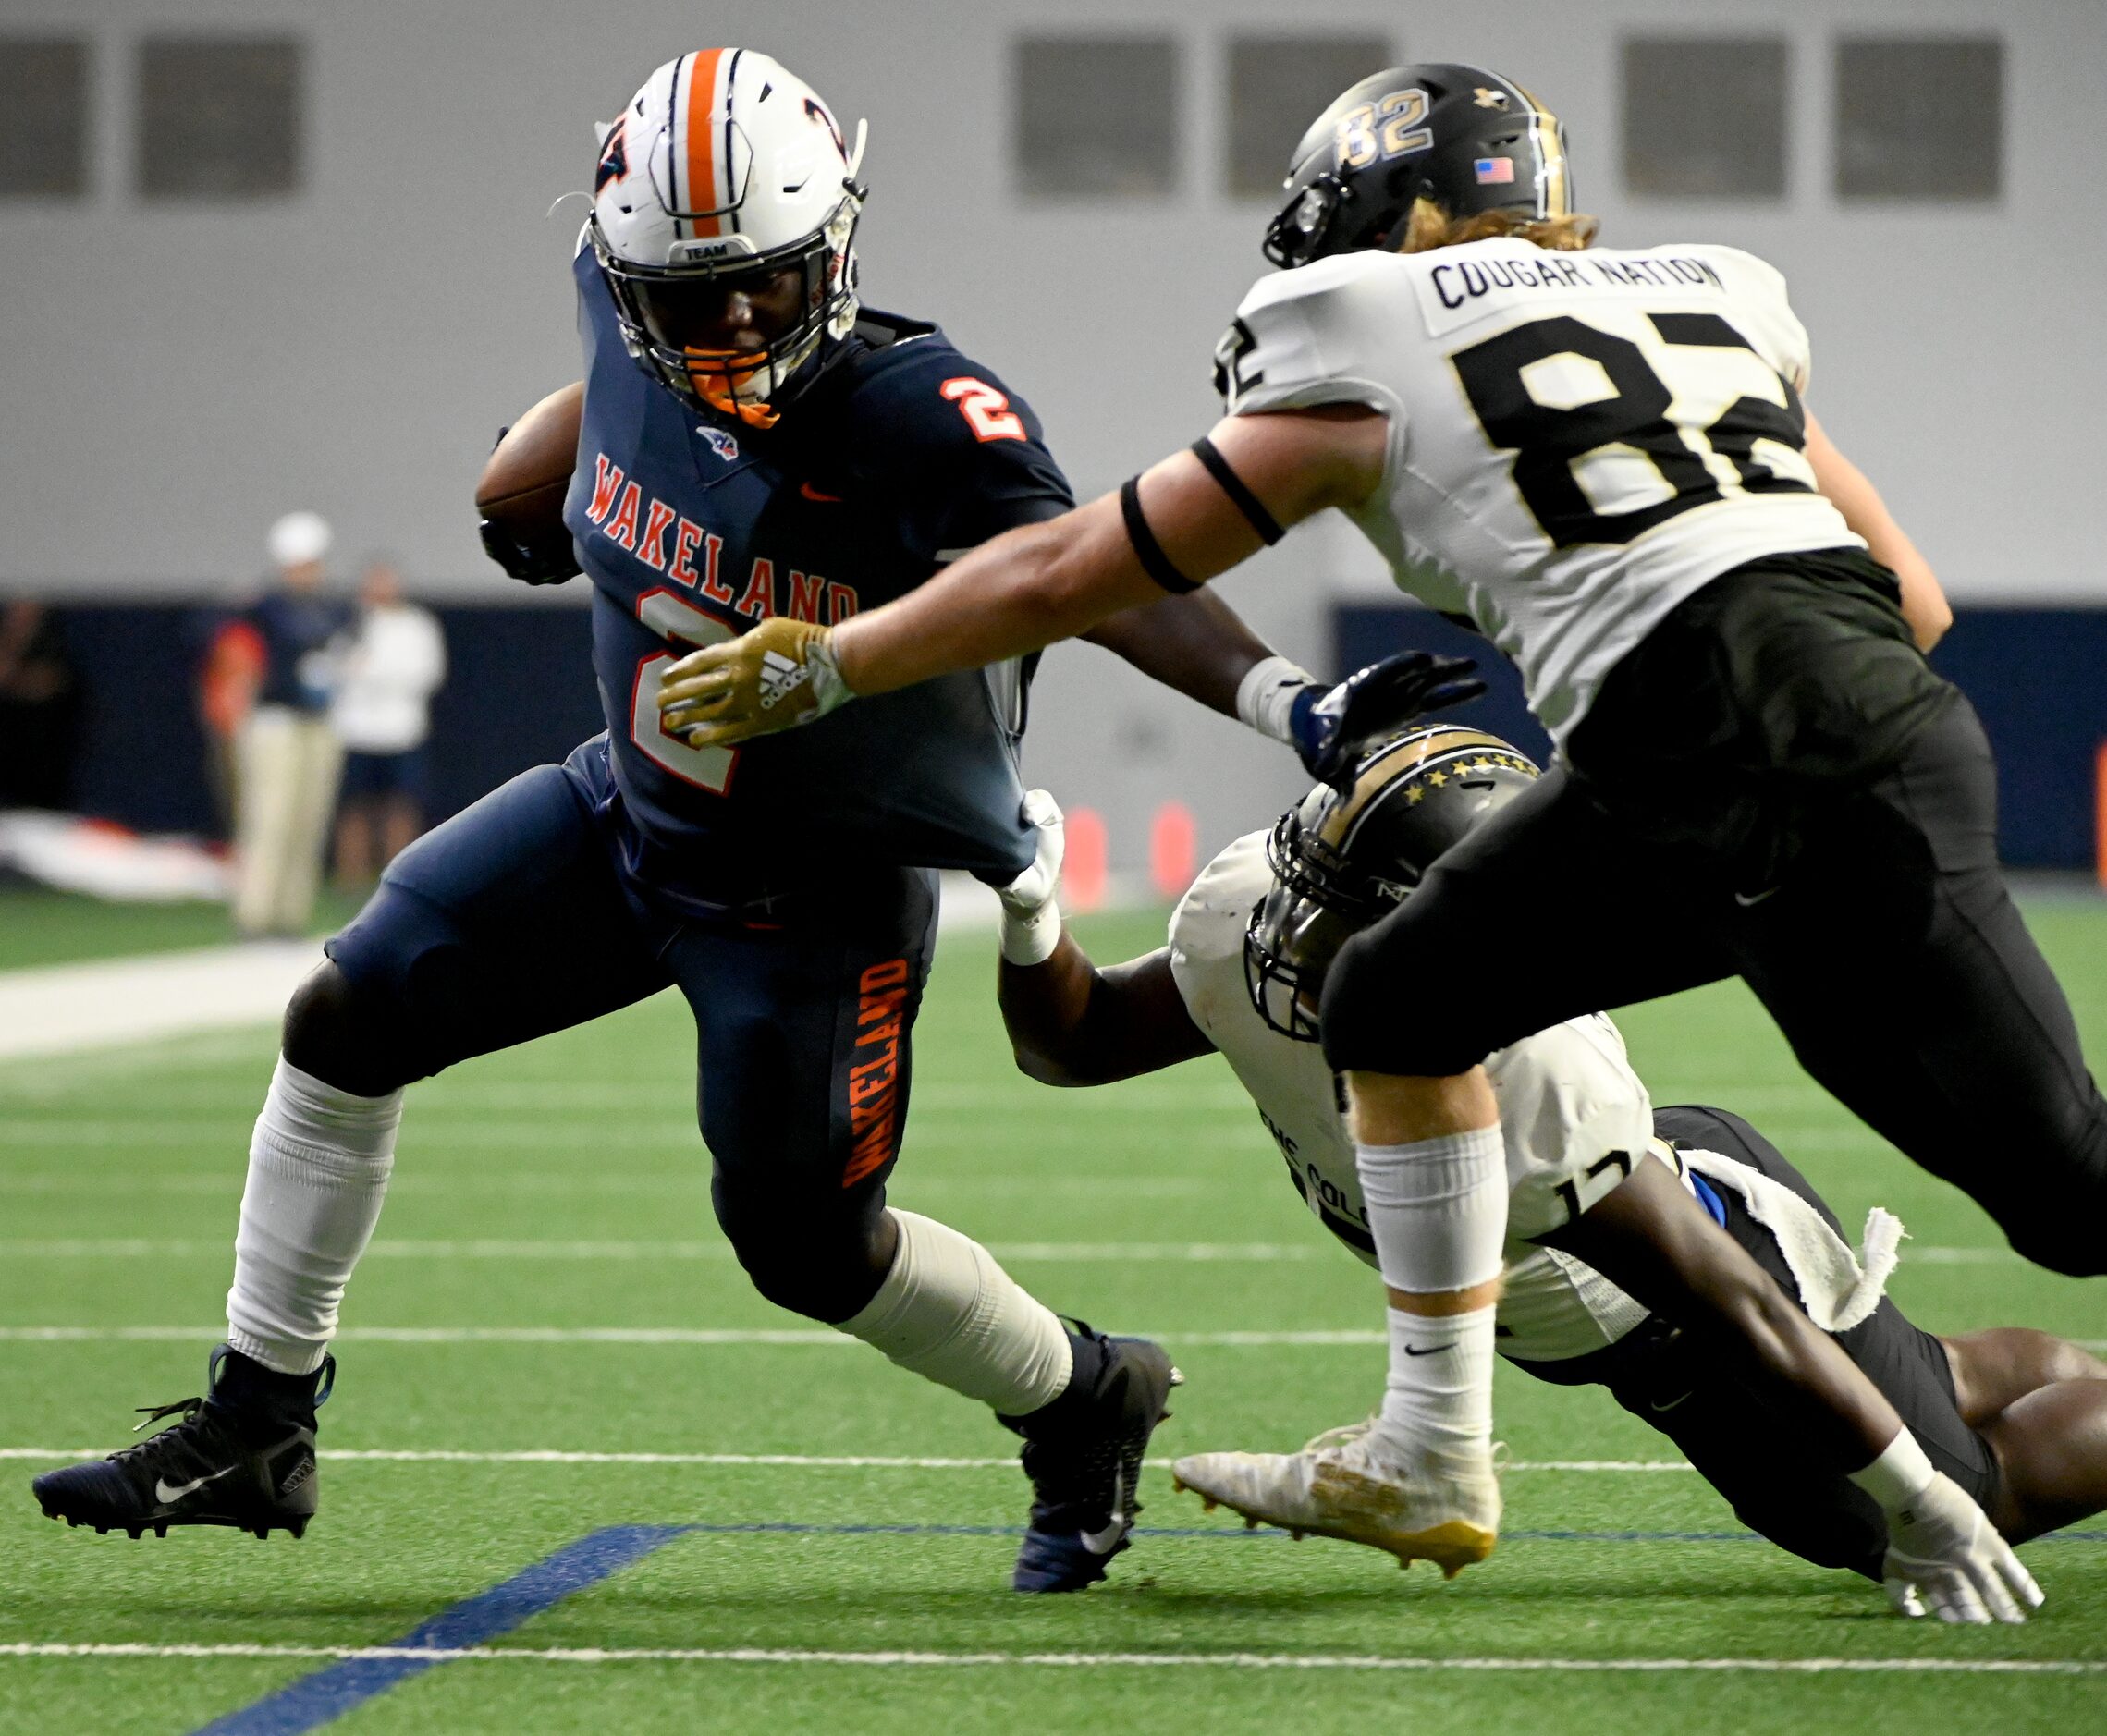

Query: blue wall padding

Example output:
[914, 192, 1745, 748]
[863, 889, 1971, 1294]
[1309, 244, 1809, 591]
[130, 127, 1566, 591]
[1335, 603, 2107, 871]
[32, 598, 2107, 871]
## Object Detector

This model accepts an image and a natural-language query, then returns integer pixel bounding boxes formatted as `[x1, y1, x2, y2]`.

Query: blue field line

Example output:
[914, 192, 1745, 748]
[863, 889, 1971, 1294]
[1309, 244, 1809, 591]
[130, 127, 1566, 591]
[180, 1514, 2107, 1730]
[191, 1524, 692, 1736]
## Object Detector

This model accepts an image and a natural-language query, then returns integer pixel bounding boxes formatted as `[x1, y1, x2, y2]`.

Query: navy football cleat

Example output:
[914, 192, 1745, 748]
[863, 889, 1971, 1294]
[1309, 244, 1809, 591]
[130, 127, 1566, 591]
[31, 1346, 331, 1541]
[1004, 1324, 1182, 1593]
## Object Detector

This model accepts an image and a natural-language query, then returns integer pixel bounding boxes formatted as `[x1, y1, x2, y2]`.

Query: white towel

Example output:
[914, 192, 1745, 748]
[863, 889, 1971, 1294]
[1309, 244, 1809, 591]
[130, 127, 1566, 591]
[1682, 1148, 1905, 1334]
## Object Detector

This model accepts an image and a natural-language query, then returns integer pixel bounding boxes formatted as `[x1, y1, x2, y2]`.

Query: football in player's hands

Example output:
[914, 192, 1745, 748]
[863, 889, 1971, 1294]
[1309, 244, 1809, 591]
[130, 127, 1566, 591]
[476, 381, 585, 584]
[1296, 651, 1485, 789]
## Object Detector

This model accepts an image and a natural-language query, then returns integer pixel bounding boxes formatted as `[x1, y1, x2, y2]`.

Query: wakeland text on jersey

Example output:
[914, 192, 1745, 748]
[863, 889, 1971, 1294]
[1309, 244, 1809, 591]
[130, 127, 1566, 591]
[582, 452, 861, 625]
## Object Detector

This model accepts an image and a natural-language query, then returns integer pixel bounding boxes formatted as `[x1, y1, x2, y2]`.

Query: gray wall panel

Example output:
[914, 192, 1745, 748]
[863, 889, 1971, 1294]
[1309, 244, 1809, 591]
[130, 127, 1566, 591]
[2, 0, 2098, 864]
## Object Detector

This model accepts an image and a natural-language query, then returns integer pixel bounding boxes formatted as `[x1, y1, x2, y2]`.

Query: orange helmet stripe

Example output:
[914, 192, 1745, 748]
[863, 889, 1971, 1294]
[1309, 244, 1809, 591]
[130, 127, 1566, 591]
[680, 47, 726, 238]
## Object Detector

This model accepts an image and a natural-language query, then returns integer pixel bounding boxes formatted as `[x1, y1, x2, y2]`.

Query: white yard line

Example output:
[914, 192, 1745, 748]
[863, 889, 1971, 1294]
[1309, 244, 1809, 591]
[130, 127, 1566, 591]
[9, 1324, 2095, 1351]
[0, 1643, 2097, 1673]
[0, 1447, 1693, 1471]
[0, 1238, 1323, 1261]
[0, 1440, 1694, 1474]
[0, 1173, 1212, 1199]
[0, 1237, 2027, 1265]
[0, 1325, 1383, 1345]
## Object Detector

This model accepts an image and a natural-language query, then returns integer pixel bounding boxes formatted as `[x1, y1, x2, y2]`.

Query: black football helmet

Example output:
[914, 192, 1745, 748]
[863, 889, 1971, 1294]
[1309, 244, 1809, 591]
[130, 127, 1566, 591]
[1245, 725, 1540, 1040]
[1263, 63, 1573, 269]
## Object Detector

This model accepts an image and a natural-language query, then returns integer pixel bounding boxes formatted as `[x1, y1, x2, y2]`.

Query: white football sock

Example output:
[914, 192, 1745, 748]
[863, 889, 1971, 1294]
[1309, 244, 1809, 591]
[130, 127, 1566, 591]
[1356, 1125, 1507, 1459]
[226, 1057, 402, 1376]
[1355, 1124, 1509, 1295]
[1371, 1302, 1498, 1460]
[837, 1209, 1073, 1414]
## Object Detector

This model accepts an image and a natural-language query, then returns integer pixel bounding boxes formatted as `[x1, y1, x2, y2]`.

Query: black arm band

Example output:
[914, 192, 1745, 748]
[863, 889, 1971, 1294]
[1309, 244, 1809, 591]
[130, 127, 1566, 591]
[1120, 475, 1201, 594]
[1189, 436, 1285, 545]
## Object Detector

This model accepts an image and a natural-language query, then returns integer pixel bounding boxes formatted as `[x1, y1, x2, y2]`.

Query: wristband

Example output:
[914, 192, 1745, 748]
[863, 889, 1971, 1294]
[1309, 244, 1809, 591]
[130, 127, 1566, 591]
[1235, 654, 1318, 745]
[999, 899, 1062, 967]
[805, 632, 853, 717]
[1847, 1427, 1937, 1511]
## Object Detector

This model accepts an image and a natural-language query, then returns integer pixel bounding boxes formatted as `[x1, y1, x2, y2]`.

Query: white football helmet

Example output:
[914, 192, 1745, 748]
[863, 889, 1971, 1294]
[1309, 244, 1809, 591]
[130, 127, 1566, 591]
[588, 49, 867, 428]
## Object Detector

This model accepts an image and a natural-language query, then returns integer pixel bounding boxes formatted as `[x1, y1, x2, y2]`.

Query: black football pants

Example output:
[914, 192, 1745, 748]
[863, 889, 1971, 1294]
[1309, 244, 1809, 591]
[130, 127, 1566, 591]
[1321, 568, 2107, 1276]
[1515, 1103, 2000, 1579]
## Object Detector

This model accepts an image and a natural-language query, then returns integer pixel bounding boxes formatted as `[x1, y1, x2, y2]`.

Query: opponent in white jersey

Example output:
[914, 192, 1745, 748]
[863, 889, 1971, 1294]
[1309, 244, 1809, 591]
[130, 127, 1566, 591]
[1177, 825, 1667, 1365]
[1220, 235, 1856, 742]
[670, 57, 2107, 1556]
[990, 731, 2085, 1624]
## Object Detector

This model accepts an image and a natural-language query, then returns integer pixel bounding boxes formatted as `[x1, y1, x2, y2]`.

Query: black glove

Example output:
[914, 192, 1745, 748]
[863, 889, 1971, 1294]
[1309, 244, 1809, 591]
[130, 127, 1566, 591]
[478, 515, 581, 585]
[1294, 650, 1486, 789]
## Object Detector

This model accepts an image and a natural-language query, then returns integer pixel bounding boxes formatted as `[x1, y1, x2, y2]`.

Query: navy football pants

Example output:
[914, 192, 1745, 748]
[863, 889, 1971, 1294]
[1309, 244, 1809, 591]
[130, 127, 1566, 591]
[325, 739, 939, 1322]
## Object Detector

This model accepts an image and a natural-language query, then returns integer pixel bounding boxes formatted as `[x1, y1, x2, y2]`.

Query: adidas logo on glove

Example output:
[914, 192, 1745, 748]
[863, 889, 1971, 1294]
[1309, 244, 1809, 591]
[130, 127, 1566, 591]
[757, 649, 813, 711]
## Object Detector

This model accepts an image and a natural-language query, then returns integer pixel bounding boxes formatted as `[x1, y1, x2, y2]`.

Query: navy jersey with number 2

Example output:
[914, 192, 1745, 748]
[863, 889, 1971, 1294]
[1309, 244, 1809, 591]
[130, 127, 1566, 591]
[563, 241, 1071, 892]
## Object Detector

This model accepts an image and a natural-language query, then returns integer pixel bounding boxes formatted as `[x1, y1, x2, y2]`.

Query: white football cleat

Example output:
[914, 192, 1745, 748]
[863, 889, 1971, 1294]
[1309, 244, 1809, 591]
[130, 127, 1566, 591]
[1172, 1423, 1501, 1579]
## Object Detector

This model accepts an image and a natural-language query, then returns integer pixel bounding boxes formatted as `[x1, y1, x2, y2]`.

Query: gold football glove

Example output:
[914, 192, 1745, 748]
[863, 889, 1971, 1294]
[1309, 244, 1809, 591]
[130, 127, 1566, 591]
[657, 617, 855, 748]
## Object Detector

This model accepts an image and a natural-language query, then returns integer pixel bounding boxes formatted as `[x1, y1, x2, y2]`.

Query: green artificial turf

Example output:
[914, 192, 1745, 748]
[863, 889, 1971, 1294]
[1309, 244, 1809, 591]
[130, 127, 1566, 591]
[2, 902, 2105, 1733]
[0, 886, 369, 972]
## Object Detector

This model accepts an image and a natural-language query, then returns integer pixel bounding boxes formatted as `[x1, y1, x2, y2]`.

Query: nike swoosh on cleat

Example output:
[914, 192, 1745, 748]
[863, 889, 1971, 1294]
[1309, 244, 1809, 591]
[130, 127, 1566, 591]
[153, 1466, 237, 1505]
[1733, 886, 1780, 907]
[1648, 1391, 1693, 1414]
[1078, 1468, 1128, 1555]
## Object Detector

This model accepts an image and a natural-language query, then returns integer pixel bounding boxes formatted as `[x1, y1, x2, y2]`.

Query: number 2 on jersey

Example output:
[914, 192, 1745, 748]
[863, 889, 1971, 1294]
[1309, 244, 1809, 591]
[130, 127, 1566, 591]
[1452, 312, 1814, 548]
[631, 589, 738, 794]
[939, 376, 1026, 443]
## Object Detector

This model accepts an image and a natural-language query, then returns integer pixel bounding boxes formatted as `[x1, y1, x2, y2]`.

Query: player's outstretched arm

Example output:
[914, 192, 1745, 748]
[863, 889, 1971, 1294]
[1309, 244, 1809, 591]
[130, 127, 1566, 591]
[1082, 589, 1310, 733]
[993, 792, 1214, 1088]
[1547, 1157, 2041, 1623]
[1001, 936, 1214, 1088]
[655, 408, 1387, 747]
[1803, 410, 1952, 652]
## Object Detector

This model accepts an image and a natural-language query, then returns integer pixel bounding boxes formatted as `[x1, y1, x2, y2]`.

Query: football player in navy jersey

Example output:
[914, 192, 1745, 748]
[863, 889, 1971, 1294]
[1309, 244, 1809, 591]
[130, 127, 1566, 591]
[31, 49, 1355, 1595]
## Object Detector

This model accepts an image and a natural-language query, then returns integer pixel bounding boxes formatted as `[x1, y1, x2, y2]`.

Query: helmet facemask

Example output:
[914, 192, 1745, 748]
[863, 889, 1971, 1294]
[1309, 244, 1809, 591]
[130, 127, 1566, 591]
[1243, 726, 1543, 1042]
[591, 190, 861, 429]
[1243, 799, 1409, 1042]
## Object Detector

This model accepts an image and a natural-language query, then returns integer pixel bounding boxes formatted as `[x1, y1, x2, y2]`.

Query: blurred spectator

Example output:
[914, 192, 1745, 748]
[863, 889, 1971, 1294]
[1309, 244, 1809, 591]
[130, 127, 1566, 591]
[0, 600, 81, 811]
[233, 511, 351, 939]
[330, 562, 447, 884]
[199, 613, 264, 836]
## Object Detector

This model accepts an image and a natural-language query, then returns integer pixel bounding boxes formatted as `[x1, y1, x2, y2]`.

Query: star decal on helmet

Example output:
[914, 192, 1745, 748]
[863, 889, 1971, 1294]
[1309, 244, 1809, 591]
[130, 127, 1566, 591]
[1474, 87, 1510, 108]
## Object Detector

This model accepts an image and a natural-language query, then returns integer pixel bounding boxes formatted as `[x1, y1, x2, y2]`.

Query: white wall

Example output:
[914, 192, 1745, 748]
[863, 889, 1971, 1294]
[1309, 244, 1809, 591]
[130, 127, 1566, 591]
[3, 0, 2099, 862]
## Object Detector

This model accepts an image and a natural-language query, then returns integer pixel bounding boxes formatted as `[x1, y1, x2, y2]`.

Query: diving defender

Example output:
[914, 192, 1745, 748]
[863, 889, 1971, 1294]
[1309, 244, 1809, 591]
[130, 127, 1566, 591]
[998, 734, 2082, 1624]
